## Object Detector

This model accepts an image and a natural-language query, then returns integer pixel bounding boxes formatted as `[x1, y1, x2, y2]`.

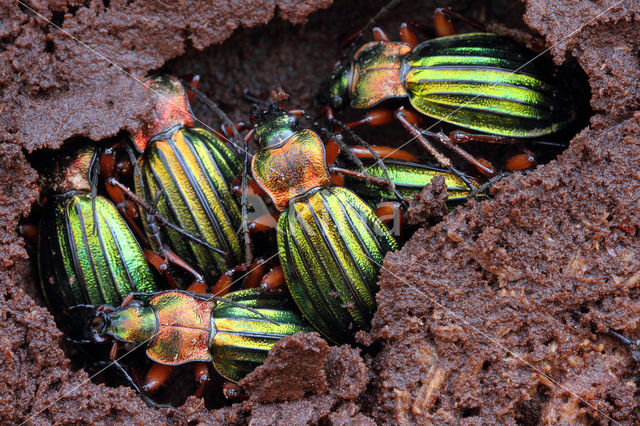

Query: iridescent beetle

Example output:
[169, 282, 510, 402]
[320, 7, 587, 178]
[84, 288, 310, 403]
[36, 147, 159, 337]
[102, 75, 269, 292]
[248, 104, 398, 344]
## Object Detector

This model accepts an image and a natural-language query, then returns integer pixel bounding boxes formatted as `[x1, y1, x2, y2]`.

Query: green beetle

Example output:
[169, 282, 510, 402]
[250, 105, 398, 344]
[106, 75, 246, 288]
[320, 20, 588, 176]
[87, 288, 310, 396]
[38, 147, 158, 337]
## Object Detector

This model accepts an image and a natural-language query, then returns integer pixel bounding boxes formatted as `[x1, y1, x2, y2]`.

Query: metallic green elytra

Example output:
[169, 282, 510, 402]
[211, 288, 312, 382]
[250, 105, 398, 344]
[132, 75, 243, 287]
[323, 33, 579, 137]
[343, 160, 480, 204]
[277, 187, 397, 344]
[97, 288, 310, 383]
[38, 148, 157, 336]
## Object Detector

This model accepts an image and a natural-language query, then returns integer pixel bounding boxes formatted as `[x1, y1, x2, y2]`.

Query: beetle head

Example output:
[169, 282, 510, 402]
[319, 62, 351, 110]
[83, 301, 156, 345]
[252, 104, 297, 149]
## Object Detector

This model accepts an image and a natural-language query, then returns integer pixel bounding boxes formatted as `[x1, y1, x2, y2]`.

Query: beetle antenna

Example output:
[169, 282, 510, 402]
[466, 172, 510, 199]
[93, 360, 171, 409]
[241, 131, 253, 264]
[243, 89, 270, 106]
[340, 0, 403, 58]
[329, 118, 407, 207]
[89, 147, 101, 235]
[179, 79, 246, 159]
[107, 177, 226, 255]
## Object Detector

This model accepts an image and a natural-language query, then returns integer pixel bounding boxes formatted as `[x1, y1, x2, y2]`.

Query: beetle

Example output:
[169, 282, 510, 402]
[83, 287, 311, 402]
[320, 7, 587, 177]
[37, 146, 159, 338]
[248, 104, 398, 344]
[102, 74, 267, 291]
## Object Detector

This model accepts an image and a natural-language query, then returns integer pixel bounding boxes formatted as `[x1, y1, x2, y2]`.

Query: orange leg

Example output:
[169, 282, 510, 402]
[345, 109, 395, 129]
[325, 138, 341, 167]
[504, 151, 536, 172]
[433, 7, 486, 37]
[350, 145, 419, 163]
[434, 8, 457, 36]
[18, 223, 38, 245]
[448, 130, 536, 173]
[194, 362, 210, 397]
[399, 22, 418, 48]
[259, 265, 286, 294]
[180, 73, 200, 104]
[372, 26, 391, 41]
[143, 363, 174, 392]
[329, 165, 394, 189]
[223, 382, 248, 400]
[211, 257, 273, 297]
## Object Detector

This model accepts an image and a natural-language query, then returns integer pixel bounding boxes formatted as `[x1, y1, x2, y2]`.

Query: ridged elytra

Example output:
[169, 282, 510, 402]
[37, 147, 158, 338]
[250, 105, 398, 344]
[129, 75, 245, 288]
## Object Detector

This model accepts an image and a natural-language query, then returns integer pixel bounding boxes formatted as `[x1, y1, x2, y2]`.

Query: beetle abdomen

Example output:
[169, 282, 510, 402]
[136, 127, 243, 285]
[210, 289, 310, 382]
[278, 186, 397, 344]
[406, 33, 575, 137]
[38, 194, 157, 325]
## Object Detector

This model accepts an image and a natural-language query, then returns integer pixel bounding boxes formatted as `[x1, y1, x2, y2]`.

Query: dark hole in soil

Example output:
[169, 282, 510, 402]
[20, 0, 593, 411]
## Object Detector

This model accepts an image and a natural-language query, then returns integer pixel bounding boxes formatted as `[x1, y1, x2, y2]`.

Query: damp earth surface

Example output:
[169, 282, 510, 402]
[1, 0, 640, 423]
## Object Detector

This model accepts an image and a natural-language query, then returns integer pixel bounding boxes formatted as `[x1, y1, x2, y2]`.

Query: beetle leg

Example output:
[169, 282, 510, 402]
[232, 174, 267, 198]
[345, 109, 395, 129]
[399, 23, 418, 48]
[244, 258, 271, 289]
[259, 265, 287, 294]
[109, 342, 118, 360]
[187, 280, 207, 294]
[160, 248, 206, 289]
[325, 138, 342, 167]
[375, 201, 405, 239]
[119, 293, 137, 308]
[434, 7, 486, 37]
[504, 151, 536, 172]
[349, 145, 419, 163]
[394, 107, 477, 189]
[372, 26, 391, 41]
[609, 329, 640, 363]
[180, 73, 200, 104]
[211, 258, 271, 296]
[194, 362, 209, 397]
[18, 223, 38, 245]
[143, 248, 177, 289]
[143, 363, 174, 392]
[329, 166, 393, 189]
[433, 8, 457, 37]
[93, 360, 170, 408]
[223, 381, 248, 400]
[248, 213, 279, 233]
[330, 118, 407, 206]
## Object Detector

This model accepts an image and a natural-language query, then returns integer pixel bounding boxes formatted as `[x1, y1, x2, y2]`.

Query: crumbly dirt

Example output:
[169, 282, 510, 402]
[1, 0, 640, 424]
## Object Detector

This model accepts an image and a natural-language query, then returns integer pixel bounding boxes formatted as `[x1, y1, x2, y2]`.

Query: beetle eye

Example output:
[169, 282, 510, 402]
[331, 96, 343, 109]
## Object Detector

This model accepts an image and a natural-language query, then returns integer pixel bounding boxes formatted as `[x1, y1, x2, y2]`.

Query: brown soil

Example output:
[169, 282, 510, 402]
[1, 0, 639, 424]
